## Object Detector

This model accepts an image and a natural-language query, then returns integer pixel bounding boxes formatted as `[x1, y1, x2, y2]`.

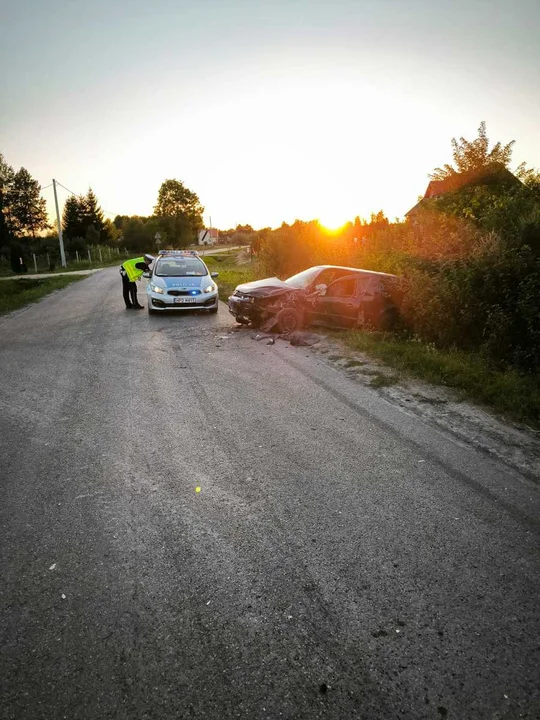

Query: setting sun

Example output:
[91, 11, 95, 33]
[318, 218, 348, 234]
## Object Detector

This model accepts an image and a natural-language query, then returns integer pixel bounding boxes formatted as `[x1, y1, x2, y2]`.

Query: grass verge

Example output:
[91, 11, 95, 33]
[345, 330, 540, 429]
[0, 276, 85, 315]
[204, 252, 258, 301]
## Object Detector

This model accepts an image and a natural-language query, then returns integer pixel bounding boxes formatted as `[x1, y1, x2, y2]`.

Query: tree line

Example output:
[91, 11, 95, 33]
[0, 155, 205, 271]
[113, 179, 204, 254]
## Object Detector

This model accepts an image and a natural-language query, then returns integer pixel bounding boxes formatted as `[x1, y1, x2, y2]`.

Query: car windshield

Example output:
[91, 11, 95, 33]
[155, 257, 207, 277]
[284, 267, 323, 289]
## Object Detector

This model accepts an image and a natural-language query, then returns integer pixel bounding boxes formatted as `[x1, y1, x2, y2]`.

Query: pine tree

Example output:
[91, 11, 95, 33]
[82, 188, 106, 239]
[62, 195, 86, 240]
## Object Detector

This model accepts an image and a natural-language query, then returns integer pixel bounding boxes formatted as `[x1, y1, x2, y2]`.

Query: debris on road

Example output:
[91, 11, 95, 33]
[251, 330, 324, 347]
[287, 331, 323, 346]
[49, 563, 56, 571]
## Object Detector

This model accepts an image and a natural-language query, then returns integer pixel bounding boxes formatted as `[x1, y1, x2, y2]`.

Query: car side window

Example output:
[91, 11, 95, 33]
[314, 270, 336, 287]
[326, 277, 356, 298]
[357, 278, 372, 295]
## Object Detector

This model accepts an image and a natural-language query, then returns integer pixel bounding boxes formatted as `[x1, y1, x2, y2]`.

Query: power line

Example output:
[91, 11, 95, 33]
[55, 181, 80, 196]
[55, 183, 120, 217]
[1, 183, 53, 194]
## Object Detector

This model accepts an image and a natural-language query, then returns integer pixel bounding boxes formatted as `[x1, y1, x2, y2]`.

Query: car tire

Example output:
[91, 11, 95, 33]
[275, 307, 303, 334]
[208, 304, 218, 314]
[148, 305, 156, 315]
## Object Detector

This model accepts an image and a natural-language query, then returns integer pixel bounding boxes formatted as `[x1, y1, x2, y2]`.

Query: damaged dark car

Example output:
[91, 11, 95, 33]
[228, 265, 402, 333]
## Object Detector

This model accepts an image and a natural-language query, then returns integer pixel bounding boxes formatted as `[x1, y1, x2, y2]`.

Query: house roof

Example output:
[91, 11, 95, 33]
[406, 163, 522, 217]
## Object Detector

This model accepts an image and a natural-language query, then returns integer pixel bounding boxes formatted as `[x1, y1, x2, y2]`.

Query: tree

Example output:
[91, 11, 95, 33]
[102, 218, 120, 245]
[83, 187, 106, 238]
[62, 188, 108, 244]
[62, 195, 86, 240]
[85, 225, 100, 246]
[516, 162, 540, 191]
[8, 167, 49, 239]
[113, 215, 129, 231]
[121, 216, 160, 253]
[430, 121, 515, 180]
[154, 179, 204, 247]
[0, 153, 15, 246]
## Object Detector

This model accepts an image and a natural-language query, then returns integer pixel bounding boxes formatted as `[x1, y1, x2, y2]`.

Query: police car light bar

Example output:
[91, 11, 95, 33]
[158, 250, 200, 257]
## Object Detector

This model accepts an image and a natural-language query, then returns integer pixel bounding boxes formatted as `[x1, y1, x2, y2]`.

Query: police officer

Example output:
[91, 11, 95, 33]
[120, 254, 153, 309]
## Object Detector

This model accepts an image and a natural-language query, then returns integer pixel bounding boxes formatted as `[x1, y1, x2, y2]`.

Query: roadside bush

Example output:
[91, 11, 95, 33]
[399, 244, 540, 372]
[258, 220, 354, 278]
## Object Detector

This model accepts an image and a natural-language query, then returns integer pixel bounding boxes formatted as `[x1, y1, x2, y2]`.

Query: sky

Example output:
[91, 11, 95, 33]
[1, 0, 540, 230]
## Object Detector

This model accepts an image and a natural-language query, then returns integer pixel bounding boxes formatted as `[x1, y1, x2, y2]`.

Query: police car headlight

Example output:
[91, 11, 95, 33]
[203, 283, 216, 294]
[151, 284, 165, 294]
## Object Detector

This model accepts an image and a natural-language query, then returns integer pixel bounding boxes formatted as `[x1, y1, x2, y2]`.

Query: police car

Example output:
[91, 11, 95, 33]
[146, 250, 219, 314]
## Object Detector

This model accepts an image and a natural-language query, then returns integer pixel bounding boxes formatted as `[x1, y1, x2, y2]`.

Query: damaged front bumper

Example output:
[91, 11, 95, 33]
[228, 289, 307, 331]
[228, 291, 258, 322]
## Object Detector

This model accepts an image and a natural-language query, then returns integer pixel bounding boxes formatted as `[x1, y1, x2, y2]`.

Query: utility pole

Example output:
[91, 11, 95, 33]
[53, 179, 67, 267]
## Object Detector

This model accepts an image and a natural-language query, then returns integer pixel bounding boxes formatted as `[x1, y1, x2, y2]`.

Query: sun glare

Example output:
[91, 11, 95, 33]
[318, 218, 348, 235]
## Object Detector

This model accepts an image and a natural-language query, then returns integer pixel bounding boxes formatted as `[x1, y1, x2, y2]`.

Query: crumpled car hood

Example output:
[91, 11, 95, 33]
[235, 277, 301, 298]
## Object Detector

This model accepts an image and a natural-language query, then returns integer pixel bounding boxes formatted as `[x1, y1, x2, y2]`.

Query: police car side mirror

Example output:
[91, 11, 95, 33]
[211, 272, 219, 278]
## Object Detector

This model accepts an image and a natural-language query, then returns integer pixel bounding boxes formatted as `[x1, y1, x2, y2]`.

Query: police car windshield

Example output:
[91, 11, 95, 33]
[155, 257, 207, 277]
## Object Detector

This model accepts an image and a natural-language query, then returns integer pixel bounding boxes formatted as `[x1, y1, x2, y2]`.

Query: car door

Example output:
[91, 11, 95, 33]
[356, 276, 377, 326]
[312, 276, 360, 327]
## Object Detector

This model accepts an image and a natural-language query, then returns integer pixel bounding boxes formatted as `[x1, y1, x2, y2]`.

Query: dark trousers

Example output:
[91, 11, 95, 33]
[122, 275, 139, 307]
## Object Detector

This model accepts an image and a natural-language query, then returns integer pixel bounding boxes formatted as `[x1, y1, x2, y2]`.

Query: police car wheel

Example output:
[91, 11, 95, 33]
[208, 304, 218, 314]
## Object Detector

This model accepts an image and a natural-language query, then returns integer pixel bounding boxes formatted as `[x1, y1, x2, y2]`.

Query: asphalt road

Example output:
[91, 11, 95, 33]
[1, 268, 539, 720]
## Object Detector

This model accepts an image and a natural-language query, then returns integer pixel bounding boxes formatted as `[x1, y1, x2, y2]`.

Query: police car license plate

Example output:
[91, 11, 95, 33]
[174, 297, 198, 304]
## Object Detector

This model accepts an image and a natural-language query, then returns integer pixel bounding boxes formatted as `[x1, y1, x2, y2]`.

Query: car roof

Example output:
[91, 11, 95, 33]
[314, 265, 398, 279]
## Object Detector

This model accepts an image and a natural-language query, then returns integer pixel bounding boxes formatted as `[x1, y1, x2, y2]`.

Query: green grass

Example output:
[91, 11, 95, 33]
[0, 276, 85, 315]
[344, 330, 540, 428]
[209, 252, 258, 301]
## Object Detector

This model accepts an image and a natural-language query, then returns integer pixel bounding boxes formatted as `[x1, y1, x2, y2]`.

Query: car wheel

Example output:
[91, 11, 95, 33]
[148, 305, 156, 315]
[275, 307, 303, 333]
[208, 304, 218, 314]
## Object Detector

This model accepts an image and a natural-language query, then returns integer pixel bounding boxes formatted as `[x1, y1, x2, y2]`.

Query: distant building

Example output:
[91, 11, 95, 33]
[198, 228, 219, 246]
[406, 163, 522, 218]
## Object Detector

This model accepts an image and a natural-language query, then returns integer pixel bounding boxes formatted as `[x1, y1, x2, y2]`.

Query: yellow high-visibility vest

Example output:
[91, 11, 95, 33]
[123, 257, 146, 282]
